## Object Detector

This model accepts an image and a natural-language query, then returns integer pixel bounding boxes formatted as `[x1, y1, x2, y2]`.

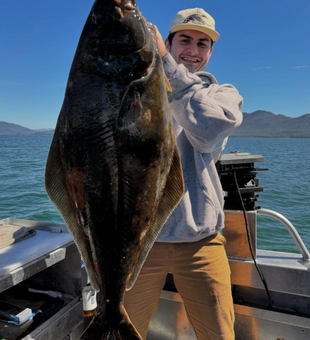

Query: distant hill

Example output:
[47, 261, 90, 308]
[231, 111, 310, 138]
[1, 110, 310, 137]
[0, 121, 54, 135]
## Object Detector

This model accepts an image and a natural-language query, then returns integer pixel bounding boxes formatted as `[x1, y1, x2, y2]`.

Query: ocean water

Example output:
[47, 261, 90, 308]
[226, 137, 310, 253]
[0, 135, 309, 254]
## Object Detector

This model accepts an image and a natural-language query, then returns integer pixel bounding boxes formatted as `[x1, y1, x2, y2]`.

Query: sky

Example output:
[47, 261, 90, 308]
[1, 0, 310, 129]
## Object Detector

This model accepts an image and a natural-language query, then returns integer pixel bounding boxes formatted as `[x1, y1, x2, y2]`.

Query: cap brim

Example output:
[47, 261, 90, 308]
[170, 24, 220, 42]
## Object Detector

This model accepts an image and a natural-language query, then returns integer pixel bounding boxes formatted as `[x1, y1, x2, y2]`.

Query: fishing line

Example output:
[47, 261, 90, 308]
[233, 170, 274, 310]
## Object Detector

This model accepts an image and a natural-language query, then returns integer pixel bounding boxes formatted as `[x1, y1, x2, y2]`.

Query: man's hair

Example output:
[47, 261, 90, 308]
[167, 32, 214, 47]
[167, 32, 177, 46]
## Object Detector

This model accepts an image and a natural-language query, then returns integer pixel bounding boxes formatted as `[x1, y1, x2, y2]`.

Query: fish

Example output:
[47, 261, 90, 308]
[44, 0, 184, 339]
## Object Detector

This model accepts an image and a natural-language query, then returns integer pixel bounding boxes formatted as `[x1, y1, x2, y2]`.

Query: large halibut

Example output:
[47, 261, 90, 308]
[45, 0, 184, 339]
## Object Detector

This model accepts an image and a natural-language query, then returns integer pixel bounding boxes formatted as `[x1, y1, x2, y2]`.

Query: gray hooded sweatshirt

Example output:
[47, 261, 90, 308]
[157, 54, 243, 243]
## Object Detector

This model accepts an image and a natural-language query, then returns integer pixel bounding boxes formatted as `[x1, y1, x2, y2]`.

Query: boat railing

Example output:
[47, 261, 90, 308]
[257, 208, 310, 261]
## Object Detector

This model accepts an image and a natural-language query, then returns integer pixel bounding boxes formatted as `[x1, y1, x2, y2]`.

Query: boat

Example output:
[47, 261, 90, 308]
[0, 152, 309, 339]
[148, 152, 310, 340]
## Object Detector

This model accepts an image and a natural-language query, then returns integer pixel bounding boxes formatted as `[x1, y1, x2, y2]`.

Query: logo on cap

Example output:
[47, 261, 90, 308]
[183, 14, 207, 26]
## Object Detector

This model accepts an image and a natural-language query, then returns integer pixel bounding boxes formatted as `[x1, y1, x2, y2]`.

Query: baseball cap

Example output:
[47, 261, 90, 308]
[169, 8, 220, 43]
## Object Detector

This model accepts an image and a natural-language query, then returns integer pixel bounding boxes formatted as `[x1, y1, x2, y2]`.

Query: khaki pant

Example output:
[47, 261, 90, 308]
[124, 232, 235, 340]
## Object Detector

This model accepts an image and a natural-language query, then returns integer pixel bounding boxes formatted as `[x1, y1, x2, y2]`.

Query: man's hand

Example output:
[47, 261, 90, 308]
[145, 22, 168, 58]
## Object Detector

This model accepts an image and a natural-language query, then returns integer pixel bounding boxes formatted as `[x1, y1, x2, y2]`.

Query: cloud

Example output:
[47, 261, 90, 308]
[250, 66, 272, 71]
[292, 65, 307, 69]
[250, 65, 308, 71]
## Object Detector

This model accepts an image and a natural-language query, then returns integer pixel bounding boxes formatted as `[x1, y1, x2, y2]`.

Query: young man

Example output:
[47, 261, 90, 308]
[125, 8, 243, 340]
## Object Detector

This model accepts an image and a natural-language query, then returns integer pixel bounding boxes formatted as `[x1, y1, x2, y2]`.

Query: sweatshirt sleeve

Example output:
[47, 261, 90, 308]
[162, 53, 243, 153]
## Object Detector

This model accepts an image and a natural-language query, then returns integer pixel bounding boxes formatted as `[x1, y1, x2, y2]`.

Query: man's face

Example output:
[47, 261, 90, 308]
[166, 30, 213, 73]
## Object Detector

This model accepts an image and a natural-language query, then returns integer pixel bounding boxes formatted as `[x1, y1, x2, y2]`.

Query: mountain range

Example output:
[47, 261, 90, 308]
[1, 110, 310, 137]
[231, 111, 310, 138]
[0, 121, 54, 135]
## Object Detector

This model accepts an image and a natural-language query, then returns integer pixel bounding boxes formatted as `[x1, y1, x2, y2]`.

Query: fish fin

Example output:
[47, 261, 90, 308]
[80, 307, 142, 340]
[164, 75, 172, 92]
[127, 145, 184, 290]
[45, 134, 100, 291]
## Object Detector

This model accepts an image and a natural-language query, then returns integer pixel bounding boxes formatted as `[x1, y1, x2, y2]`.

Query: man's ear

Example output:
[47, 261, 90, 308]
[209, 46, 213, 59]
[165, 38, 170, 51]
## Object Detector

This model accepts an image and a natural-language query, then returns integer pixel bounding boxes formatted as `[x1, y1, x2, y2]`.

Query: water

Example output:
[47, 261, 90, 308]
[226, 137, 310, 253]
[0, 135, 309, 254]
[0, 135, 61, 223]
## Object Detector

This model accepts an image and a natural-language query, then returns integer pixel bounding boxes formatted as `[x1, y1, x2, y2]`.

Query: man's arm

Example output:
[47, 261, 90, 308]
[165, 53, 243, 152]
[150, 24, 243, 153]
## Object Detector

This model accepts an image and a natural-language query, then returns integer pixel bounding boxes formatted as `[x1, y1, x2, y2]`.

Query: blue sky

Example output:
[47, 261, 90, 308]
[1, 0, 309, 129]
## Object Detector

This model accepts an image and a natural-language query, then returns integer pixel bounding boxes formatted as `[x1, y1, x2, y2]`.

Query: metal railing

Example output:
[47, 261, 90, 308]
[257, 208, 310, 261]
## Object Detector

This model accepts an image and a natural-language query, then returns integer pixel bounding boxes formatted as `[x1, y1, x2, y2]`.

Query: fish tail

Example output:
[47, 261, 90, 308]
[80, 308, 142, 340]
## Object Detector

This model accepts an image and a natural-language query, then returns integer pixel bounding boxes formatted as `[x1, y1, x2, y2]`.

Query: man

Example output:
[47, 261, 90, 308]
[125, 8, 243, 340]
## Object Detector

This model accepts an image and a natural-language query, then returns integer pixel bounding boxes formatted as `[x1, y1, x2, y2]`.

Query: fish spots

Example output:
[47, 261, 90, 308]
[67, 81, 73, 89]
[132, 10, 142, 21]
[96, 57, 112, 75]
[92, 13, 98, 25]
[126, 136, 159, 167]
